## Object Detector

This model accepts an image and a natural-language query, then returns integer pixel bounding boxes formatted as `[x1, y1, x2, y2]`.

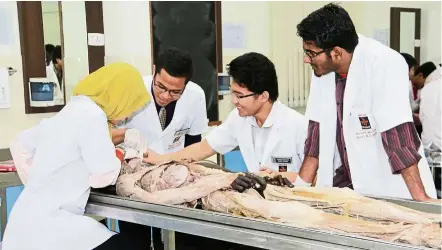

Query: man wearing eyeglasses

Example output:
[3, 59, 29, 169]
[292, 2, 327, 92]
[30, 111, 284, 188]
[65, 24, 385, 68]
[145, 52, 308, 185]
[112, 47, 208, 250]
[294, 3, 437, 202]
[112, 48, 207, 152]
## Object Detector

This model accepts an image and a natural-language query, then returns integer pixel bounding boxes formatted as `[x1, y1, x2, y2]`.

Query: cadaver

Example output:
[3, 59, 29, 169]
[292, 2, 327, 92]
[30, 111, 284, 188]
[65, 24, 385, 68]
[116, 159, 442, 249]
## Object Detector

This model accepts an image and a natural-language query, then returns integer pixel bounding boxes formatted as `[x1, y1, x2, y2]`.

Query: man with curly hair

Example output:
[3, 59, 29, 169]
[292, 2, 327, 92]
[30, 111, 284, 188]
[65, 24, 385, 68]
[295, 3, 437, 202]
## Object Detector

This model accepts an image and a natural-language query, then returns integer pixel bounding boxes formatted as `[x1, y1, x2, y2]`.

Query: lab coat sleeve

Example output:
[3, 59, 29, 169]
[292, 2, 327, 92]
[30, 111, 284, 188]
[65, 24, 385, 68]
[9, 122, 44, 185]
[295, 115, 309, 163]
[419, 87, 429, 135]
[380, 122, 421, 174]
[189, 92, 208, 135]
[77, 114, 122, 188]
[205, 110, 239, 154]
[372, 55, 413, 132]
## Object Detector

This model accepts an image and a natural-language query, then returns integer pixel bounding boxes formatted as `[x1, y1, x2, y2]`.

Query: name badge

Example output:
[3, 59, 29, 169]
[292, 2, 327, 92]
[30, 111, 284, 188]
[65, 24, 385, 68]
[168, 135, 183, 149]
[358, 116, 371, 130]
[271, 157, 292, 164]
[174, 128, 190, 137]
[278, 165, 288, 172]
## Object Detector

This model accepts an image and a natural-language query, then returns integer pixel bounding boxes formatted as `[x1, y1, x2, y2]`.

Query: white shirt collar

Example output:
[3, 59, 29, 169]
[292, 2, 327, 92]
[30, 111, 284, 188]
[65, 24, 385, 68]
[248, 101, 278, 128]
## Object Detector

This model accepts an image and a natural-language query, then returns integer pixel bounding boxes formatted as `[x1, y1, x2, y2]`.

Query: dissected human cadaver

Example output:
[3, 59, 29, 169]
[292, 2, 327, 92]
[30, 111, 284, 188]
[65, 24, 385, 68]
[116, 159, 442, 249]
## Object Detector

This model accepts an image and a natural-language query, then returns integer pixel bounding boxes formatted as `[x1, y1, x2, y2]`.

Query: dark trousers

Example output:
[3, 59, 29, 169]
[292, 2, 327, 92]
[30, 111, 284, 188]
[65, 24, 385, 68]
[117, 221, 264, 250]
[93, 233, 145, 250]
[118, 221, 163, 250]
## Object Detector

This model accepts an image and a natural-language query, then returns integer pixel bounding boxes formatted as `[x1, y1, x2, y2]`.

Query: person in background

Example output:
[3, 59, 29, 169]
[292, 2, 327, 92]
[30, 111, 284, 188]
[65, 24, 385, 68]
[45, 44, 55, 66]
[417, 62, 442, 199]
[295, 3, 437, 202]
[400, 53, 419, 112]
[411, 62, 438, 132]
[400, 53, 422, 135]
[415, 62, 441, 149]
[46, 45, 64, 103]
[113, 47, 208, 250]
[3, 63, 150, 250]
[52, 45, 63, 90]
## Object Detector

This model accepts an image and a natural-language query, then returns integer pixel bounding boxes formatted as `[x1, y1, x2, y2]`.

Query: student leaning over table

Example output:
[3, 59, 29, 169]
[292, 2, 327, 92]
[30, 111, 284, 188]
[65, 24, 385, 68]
[144, 52, 312, 189]
[4, 63, 150, 250]
[294, 3, 438, 202]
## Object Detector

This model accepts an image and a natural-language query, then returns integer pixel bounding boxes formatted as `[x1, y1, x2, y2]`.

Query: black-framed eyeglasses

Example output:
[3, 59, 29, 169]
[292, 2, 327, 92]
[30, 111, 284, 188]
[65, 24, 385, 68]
[303, 47, 333, 61]
[152, 75, 184, 99]
[230, 89, 257, 100]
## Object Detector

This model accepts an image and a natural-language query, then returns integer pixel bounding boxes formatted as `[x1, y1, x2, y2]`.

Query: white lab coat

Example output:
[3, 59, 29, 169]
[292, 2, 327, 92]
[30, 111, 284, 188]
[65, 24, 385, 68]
[46, 62, 64, 104]
[123, 75, 208, 154]
[408, 81, 420, 112]
[206, 101, 308, 173]
[419, 66, 441, 149]
[2, 96, 120, 250]
[305, 34, 436, 199]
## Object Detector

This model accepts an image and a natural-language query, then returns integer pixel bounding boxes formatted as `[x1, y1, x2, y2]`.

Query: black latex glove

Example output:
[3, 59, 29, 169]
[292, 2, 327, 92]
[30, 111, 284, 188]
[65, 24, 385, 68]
[263, 175, 294, 188]
[231, 173, 267, 193]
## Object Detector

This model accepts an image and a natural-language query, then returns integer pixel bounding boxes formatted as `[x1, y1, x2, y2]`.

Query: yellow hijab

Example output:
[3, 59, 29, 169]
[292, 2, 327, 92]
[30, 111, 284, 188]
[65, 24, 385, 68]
[73, 62, 151, 135]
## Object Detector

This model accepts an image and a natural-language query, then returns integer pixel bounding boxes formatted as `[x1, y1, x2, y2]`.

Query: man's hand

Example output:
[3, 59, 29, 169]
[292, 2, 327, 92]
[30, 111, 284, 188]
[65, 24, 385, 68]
[400, 164, 433, 202]
[231, 173, 267, 193]
[259, 167, 298, 183]
[427, 198, 442, 204]
[298, 156, 319, 183]
[259, 166, 276, 174]
[143, 149, 165, 165]
[263, 175, 294, 188]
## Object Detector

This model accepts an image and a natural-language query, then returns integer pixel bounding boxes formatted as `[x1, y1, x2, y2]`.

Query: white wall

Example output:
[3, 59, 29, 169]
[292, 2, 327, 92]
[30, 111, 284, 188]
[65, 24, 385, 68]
[0, 2, 53, 148]
[1, 1, 440, 149]
[42, 2, 61, 46]
[357, 1, 441, 64]
[61, 1, 89, 101]
[219, 1, 271, 120]
[0, 1, 88, 148]
[102, 1, 271, 121]
[103, 1, 152, 76]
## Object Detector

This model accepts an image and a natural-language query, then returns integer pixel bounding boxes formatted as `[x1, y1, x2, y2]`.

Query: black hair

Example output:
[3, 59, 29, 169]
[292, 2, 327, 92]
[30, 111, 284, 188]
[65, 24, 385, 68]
[52, 45, 62, 65]
[45, 44, 55, 66]
[226, 52, 278, 102]
[414, 62, 436, 78]
[297, 3, 359, 53]
[45, 44, 55, 53]
[155, 47, 193, 83]
[400, 53, 417, 71]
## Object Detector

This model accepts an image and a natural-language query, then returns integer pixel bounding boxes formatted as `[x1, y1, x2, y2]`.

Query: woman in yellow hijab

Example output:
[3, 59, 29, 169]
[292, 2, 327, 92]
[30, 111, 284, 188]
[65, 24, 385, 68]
[3, 62, 150, 250]
[73, 62, 151, 134]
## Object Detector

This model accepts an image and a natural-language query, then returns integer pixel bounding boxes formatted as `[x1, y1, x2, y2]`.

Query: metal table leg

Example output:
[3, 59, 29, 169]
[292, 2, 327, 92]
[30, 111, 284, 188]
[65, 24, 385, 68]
[0, 187, 7, 241]
[163, 229, 176, 250]
[432, 164, 436, 180]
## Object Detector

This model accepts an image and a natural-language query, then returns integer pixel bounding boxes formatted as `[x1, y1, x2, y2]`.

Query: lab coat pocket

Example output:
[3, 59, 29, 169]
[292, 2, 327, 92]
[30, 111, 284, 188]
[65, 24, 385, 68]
[347, 113, 380, 162]
[350, 113, 378, 141]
